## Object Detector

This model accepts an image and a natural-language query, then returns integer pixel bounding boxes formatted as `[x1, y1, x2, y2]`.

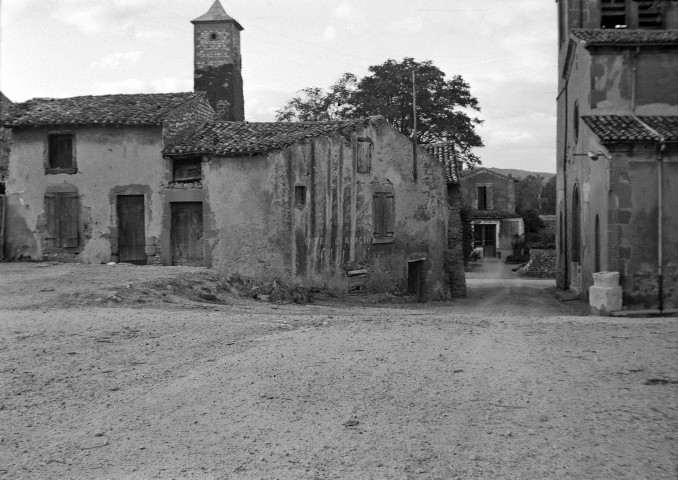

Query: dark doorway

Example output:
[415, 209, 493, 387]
[474, 224, 496, 258]
[117, 195, 146, 265]
[170, 202, 203, 266]
[407, 260, 424, 301]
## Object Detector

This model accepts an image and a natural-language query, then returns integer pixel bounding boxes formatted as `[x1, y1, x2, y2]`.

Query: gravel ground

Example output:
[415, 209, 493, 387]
[0, 262, 677, 479]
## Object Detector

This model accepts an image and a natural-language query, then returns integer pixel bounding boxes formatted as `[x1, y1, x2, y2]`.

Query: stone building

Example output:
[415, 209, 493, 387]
[193, 0, 244, 121]
[1, 92, 12, 191]
[3, 93, 215, 263]
[459, 167, 524, 259]
[163, 118, 455, 300]
[1, 1, 466, 299]
[556, 0, 678, 310]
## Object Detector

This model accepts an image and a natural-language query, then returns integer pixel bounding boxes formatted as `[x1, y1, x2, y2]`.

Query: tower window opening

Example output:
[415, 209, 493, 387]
[638, 1, 664, 29]
[601, 0, 627, 29]
[210, 33, 217, 40]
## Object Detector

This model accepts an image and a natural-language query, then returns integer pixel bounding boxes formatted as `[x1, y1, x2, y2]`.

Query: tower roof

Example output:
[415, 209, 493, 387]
[192, 1, 243, 30]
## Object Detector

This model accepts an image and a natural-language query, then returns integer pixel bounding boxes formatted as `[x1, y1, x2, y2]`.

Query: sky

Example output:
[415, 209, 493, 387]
[0, 0, 558, 173]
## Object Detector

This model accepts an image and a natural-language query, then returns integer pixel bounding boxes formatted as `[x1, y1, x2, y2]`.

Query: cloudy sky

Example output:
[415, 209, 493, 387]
[1, 0, 557, 173]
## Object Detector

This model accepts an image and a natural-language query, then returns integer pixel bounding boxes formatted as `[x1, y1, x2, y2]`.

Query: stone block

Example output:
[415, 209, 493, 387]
[589, 285, 623, 315]
[593, 271, 620, 288]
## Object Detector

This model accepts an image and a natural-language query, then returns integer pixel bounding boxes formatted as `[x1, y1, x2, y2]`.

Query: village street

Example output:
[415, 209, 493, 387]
[0, 262, 677, 479]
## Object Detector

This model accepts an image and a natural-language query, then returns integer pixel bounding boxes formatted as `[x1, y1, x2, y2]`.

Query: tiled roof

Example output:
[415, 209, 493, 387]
[421, 142, 463, 184]
[192, 0, 243, 30]
[164, 118, 375, 156]
[582, 115, 678, 142]
[3, 92, 203, 127]
[571, 29, 678, 47]
[471, 209, 522, 220]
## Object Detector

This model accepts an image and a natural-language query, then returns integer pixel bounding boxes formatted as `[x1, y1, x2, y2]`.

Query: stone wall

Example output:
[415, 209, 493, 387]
[518, 249, 556, 278]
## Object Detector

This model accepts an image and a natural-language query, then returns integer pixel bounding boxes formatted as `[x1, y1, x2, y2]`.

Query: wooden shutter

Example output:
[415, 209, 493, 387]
[44, 193, 60, 247]
[61, 192, 80, 248]
[173, 158, 201, 182]
[477, 186, 487, 210]
[357, 139, 372, 173]
[373, 194, 383, 236]
[384, 193, 395, 236]
[49, 134, 74, 169]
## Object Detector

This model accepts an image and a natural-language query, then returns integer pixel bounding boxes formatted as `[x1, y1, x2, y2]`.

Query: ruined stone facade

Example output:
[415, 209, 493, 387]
[556, 0, 678, 309]
[192, 1, 244, 121]
[164, 117, 457, 300]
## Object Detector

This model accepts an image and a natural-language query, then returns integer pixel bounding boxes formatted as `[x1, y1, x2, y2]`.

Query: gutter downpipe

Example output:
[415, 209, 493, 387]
[631, 45, 664, 312]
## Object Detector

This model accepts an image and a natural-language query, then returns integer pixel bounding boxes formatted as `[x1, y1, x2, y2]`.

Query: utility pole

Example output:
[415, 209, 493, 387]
[412, 69, 418, 181]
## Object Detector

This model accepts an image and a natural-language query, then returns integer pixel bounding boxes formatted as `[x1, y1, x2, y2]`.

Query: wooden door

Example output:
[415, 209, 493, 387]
[170, 202, 203, 266]
[407, 260, 424, 301]
[482, 224, 496, 258]
[118, 195, 146, 265]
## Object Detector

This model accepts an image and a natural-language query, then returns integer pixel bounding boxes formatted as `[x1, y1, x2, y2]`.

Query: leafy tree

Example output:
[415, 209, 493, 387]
[515, 175, 544, 214]
[541, 175, 556, 215]
[276, 58, 483, 168]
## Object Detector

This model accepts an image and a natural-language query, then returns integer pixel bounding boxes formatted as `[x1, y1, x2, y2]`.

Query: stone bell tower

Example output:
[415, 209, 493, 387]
[192, 0, 244, 121]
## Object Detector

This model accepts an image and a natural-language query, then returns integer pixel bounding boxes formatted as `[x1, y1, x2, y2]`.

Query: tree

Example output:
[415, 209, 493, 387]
[275, 58, 483, 168]
[515, 175, 544, 214]
[541, 175, 556, 215]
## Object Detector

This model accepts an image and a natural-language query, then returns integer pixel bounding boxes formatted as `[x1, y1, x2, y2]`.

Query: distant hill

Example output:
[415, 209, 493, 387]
[487, 168, 555, 181]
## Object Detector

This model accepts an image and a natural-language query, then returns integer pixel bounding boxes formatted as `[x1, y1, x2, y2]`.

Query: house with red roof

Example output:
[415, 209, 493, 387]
[556, 0, 678, 311]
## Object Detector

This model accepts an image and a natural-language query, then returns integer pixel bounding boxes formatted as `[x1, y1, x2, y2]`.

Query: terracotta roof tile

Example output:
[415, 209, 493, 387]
[164, 118, 376, 156]
[3, 92, 203, 127]
[582, 115, 678, 142]
[571, 29, 678, 47]
[471, 209, 522, 220]
[421, 142, 462, 184]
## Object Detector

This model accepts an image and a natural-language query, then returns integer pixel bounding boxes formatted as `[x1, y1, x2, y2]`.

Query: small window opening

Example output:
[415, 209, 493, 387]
[601, 0, 627, 29]
[47, 133, 75, 172]
[573, 100, 580, 144]
[295, 185, 306, 205]
[357, 138, 373, 173]
[173, 157, 202, 182]
[210, 33, 217, 40]
[477, 186, 488, 210]
[638, 1, 663, 28]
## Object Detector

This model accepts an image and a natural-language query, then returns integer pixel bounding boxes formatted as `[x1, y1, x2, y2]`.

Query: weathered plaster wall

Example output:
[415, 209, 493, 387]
[590, 47, 678, 114]
[204, 122, 452, 299]
[564, 123, 610, 297]
[460, 170, 515, 211]
[5, 126, 165, 263]
[607, 145, 678, 308]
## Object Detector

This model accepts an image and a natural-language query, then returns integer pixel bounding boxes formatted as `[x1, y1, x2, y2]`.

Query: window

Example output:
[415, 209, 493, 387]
[573, 100, 580, 144]
[44, 192, 80, 248]
[572, 184, 581, 263]
[372, 186, 395, 243]
[295, 185, 306, 205]
[638, 1, 664, 28]
[601, 0, 627, 28]
[47, 133, 76, 173]
[211, 33, 218, 40]
[357, 138, 373, 173]
[477, 186, 488, 210]
[173, 157, 202, 182]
